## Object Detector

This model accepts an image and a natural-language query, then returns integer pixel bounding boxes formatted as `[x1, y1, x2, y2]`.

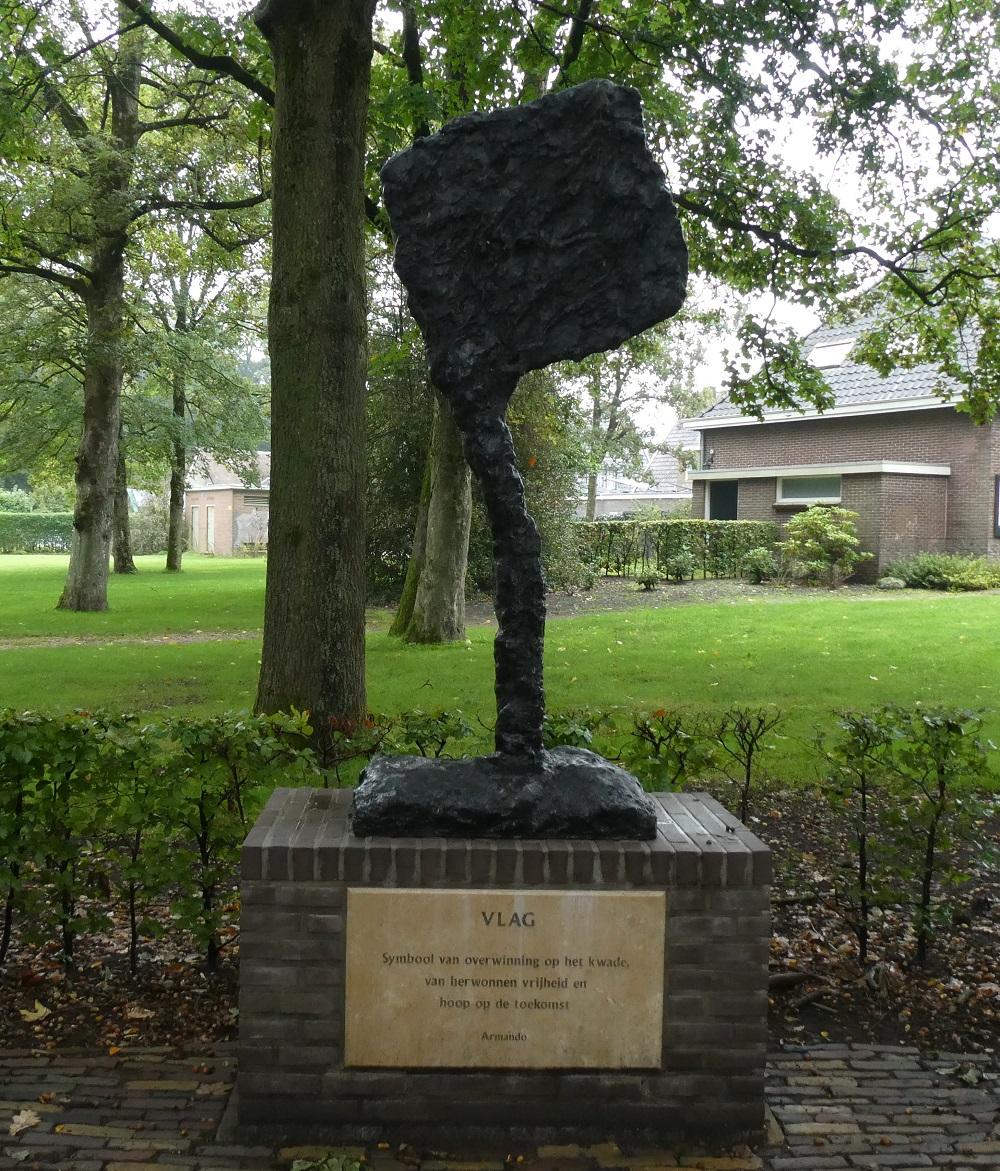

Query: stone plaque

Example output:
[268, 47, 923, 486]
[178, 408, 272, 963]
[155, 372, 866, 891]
[344, 888, 666, 1069]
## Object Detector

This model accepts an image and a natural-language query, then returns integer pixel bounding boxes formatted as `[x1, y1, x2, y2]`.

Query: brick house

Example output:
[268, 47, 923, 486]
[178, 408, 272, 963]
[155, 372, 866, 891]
[687, 321, 1000, 579]
[184, 450, 270, 556]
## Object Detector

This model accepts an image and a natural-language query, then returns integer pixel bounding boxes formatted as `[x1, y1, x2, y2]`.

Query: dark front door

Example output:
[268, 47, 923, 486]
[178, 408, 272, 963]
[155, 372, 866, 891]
[708, 480, 739, 520]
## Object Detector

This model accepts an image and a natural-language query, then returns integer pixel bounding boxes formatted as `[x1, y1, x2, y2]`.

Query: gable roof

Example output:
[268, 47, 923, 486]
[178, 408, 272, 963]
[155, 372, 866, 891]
[186, 450, 271, 491]
[692, 316, 960, 427]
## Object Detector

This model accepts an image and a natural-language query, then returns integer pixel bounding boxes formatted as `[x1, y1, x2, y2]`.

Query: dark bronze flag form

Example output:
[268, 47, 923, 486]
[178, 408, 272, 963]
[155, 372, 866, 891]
[353, 79, 687, 839]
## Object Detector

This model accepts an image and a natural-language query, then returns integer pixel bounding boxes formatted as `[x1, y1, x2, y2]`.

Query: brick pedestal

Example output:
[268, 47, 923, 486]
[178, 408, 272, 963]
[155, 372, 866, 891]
[237, 787, 770, 1145]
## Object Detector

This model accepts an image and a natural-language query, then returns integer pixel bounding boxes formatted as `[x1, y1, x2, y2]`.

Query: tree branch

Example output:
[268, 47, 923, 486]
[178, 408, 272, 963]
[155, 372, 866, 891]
[117, 0, 275, 107]
[673, 192, 936, 303]
[0, 262, 87, 295]
[139, 111, 231, 135]
[554, 0, 592, 88]
[131, 190, 272, 223]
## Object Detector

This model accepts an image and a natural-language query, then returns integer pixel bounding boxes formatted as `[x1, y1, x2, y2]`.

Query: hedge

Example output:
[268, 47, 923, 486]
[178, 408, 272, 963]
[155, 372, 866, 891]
[576, 518, 780, 579]
[1, 703, 993, 974]
[0, 511, 74, 553]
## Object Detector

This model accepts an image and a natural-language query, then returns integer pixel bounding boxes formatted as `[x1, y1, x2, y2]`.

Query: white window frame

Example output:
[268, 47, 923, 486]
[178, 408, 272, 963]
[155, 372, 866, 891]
[776, 474, 842, 506]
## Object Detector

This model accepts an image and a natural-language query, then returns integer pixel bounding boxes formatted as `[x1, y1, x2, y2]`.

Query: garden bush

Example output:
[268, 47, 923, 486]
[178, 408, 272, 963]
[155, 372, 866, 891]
[740, 546, 778, 583]
[0, 511, 73, 553]
[2, 701, 994, 976]
[129, 499, 173, 555]
[885, 552, 1000, 591]
[783, 505, 872, 586]
[817, 706, 997, 963]
[0, 709, 321, 973]
[0, 488, 35, 512]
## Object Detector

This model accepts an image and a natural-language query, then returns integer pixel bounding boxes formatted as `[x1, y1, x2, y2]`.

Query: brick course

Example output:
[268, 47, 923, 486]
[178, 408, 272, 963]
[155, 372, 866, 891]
[237, 788, 771, 1147]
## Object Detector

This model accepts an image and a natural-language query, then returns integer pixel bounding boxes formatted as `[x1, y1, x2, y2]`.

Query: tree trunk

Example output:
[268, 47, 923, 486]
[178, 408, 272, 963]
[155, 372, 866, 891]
[254, 0, 374, 726]
[585, 471, 597, 520]
[389, 451, 431, 637]
[165, 326, 188, 572]
[57, 18, 140, 611]
[396, 391, 471, 642]
[113, 432, 137, 573]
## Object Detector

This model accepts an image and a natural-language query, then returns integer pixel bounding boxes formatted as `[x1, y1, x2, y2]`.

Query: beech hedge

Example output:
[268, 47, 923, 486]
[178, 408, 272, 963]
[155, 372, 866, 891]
[576, 518, 779, 578]
[0, 511, 74, 553]
[0, 703, 994, 973]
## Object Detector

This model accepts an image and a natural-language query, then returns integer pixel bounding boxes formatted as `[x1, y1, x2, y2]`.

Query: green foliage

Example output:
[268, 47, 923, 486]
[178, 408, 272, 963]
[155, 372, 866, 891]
[783, 506, 872, 587]
[128, 499, 172, 556]
[880, 706, 997, 963]
[818, 706, 997, 964]
[541, 707, 607, 750]
[885, 552, 1000, 592]
[290, 1154, 364, 1171]
[577, 518, 779, 579]
[0, 512, 73, 553]
[0, 488, 34, 512]
[740, 546, 778, 584]
[712, 706, 784, 822]
[659, 551, 697, 582]
[385, 709, 474, 758]
[816, 710, 896, 962]
[635, 570, 659, 591]
[626, 708, 718, 790]
[0, 709, 320, 973]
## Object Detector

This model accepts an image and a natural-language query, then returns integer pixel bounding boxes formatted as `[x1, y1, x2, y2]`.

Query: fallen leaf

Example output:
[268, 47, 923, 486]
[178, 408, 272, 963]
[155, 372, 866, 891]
[18, 1000, 51, 1022]
[126, 1006, 155, 1020]
[9, 1109, 42, 1136]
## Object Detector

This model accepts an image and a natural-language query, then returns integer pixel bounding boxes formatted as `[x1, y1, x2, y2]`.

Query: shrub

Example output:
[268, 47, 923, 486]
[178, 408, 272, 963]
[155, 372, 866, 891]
[877, 576, 906, 590]
[0, 709, 321, 974]
[885, 552, 1000, 592]
[741, 546, 777, 583]
[711, 706, 783, 822]
[783, 505, 872, 587]
[880, 706, 997, 963]
[817, 705, 998, 964]
[660, 551, 696, 582]
[129, 499, 173, 556]
[625, 709, 717, 789]
[636, 570, 659, 591]
[0, 488, 35, 512]
[0, 512, 73, 553]
[816, 711, 896, 962]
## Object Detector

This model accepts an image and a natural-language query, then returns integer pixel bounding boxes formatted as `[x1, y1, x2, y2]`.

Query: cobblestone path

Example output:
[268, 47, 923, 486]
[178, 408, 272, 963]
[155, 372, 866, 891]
[0, 1044, 996, 1171]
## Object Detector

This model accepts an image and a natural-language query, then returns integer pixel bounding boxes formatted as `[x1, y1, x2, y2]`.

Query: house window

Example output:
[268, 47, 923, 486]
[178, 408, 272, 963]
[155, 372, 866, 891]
[776, 475, 842, 505]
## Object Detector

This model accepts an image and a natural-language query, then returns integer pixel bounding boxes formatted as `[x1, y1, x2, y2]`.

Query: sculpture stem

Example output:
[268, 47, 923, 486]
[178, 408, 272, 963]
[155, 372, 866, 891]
[460, 406, 545, 758]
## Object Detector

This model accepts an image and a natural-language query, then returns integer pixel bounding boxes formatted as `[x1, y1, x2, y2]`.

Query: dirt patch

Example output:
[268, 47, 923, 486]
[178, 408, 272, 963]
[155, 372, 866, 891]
[465, 576, 900, 625]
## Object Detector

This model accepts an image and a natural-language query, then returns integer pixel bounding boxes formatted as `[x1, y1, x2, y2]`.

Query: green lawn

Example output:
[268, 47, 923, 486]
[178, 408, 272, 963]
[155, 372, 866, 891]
[1, 555, 998, 781]
[0, 554, 267, 638]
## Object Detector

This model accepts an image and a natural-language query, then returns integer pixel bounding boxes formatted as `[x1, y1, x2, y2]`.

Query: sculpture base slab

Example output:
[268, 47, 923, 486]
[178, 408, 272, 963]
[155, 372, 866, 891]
[351, 746, 658, 840]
